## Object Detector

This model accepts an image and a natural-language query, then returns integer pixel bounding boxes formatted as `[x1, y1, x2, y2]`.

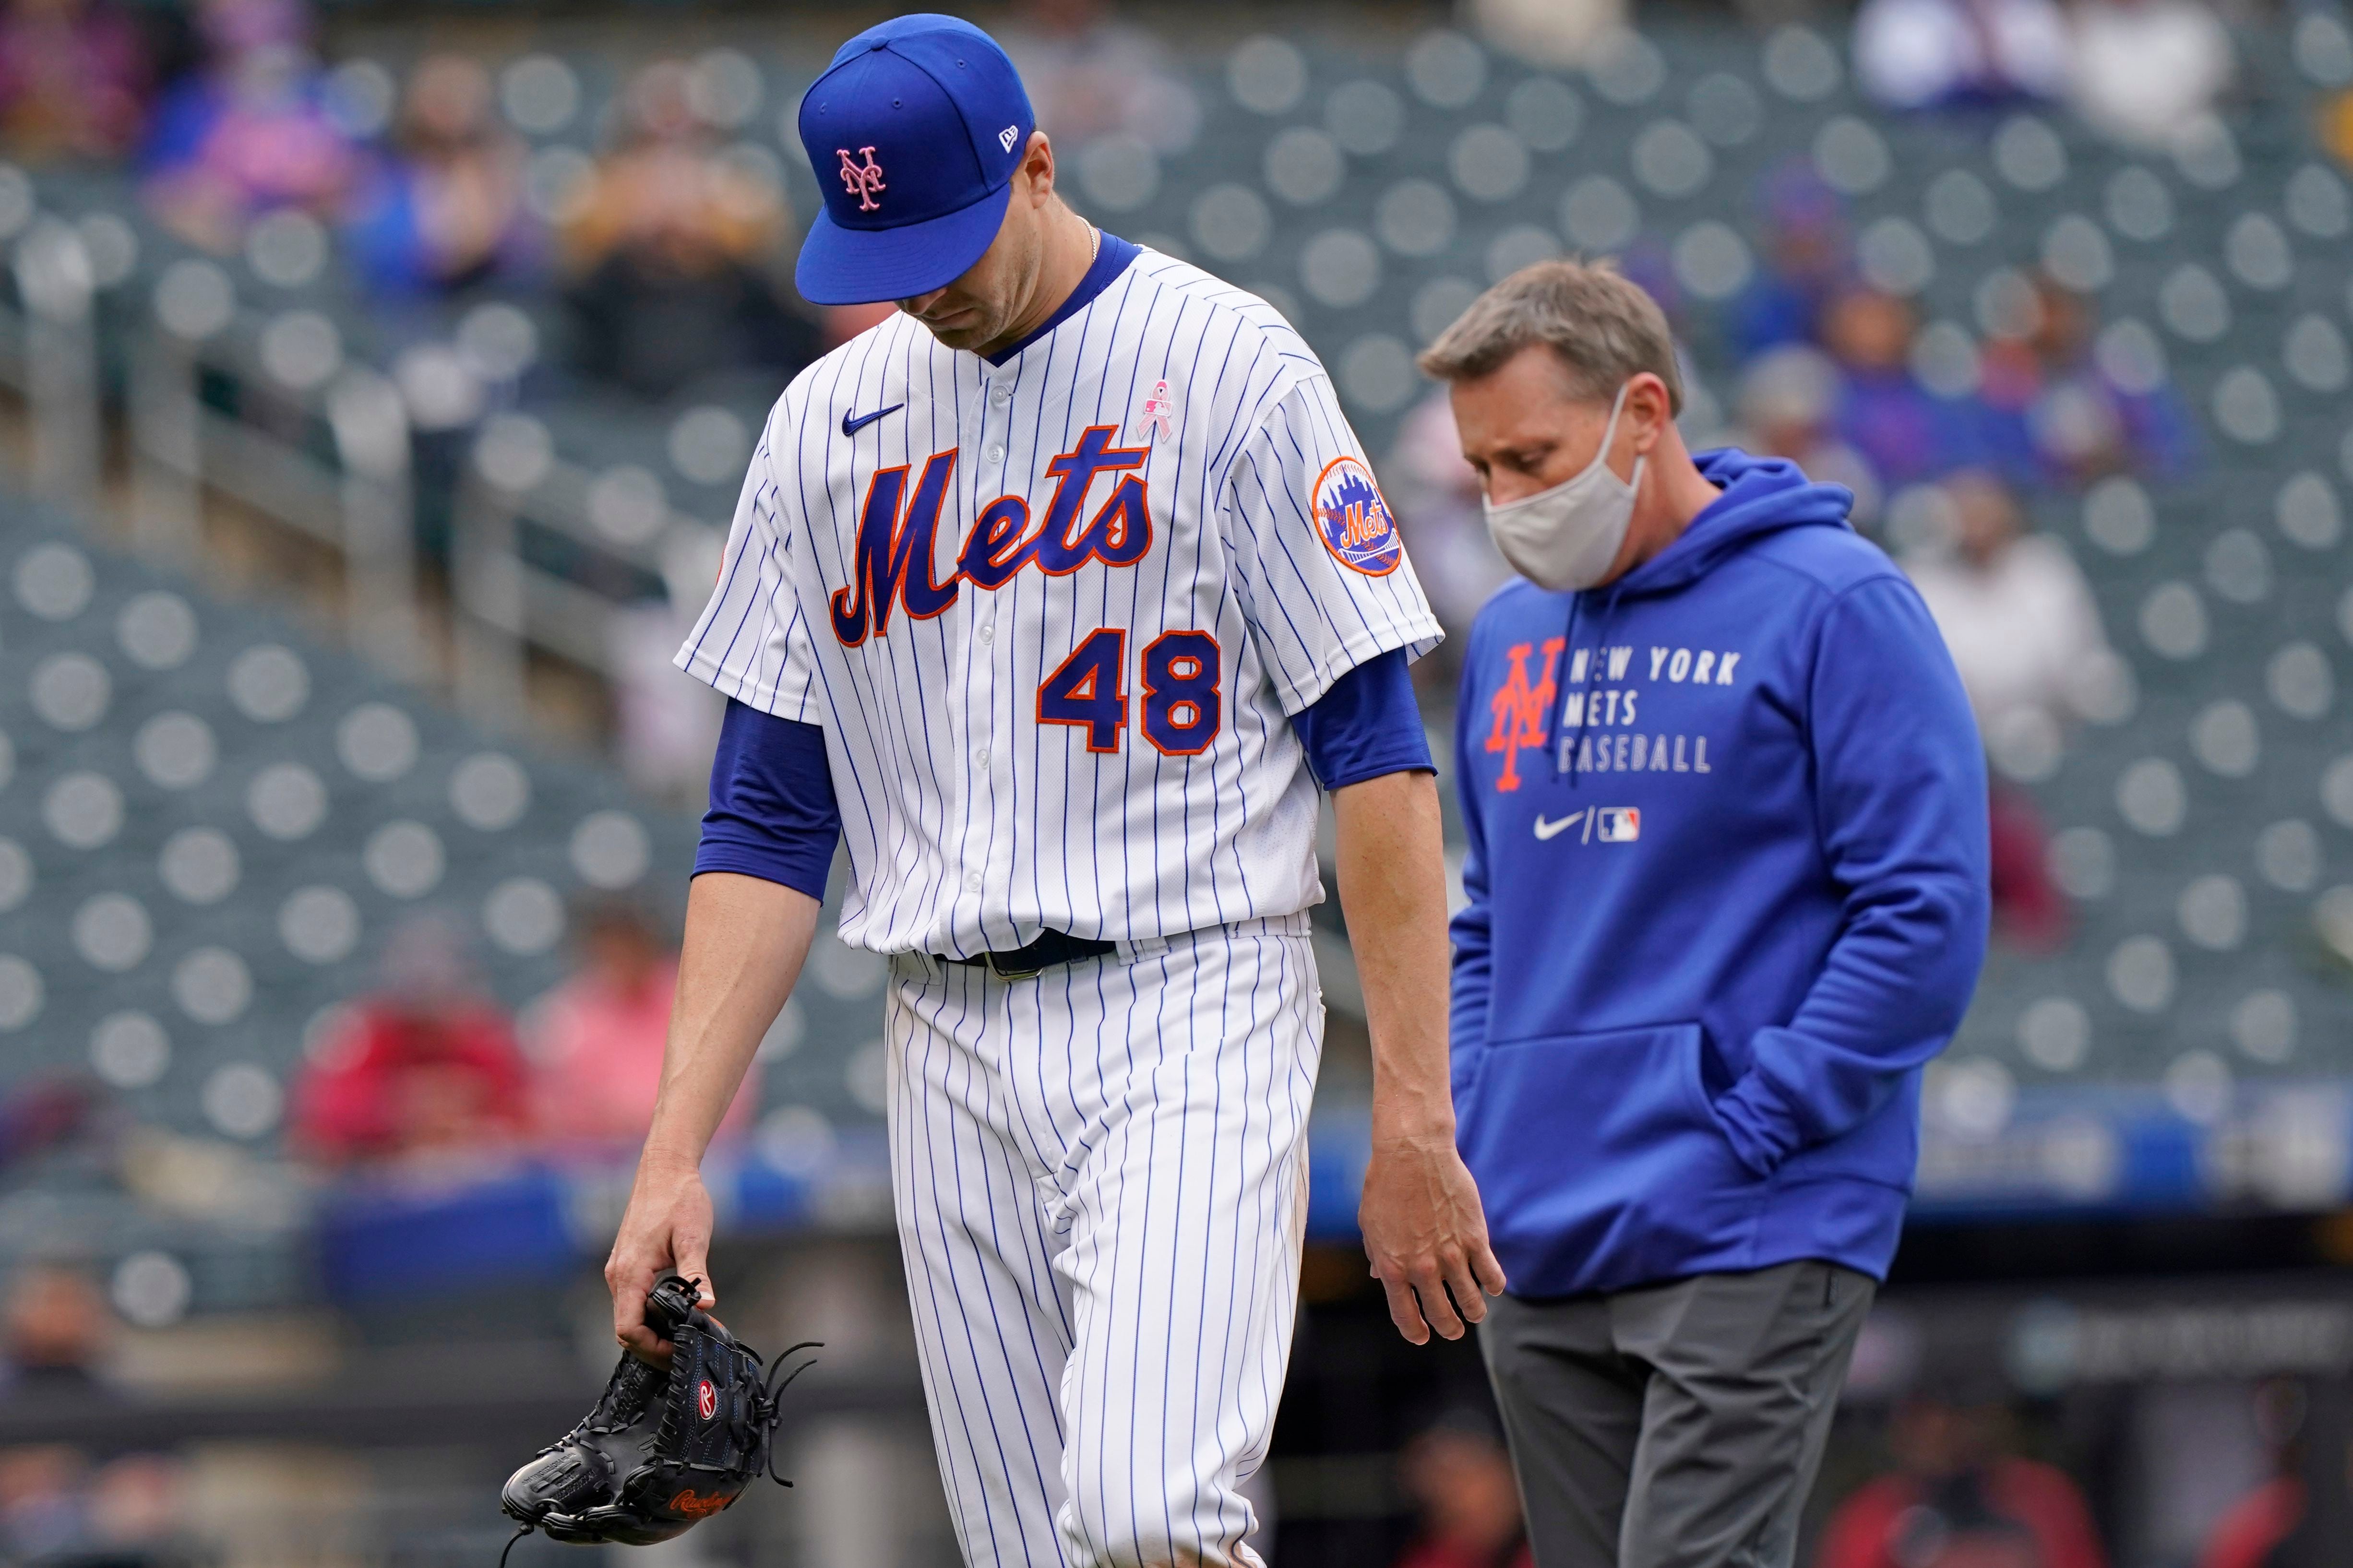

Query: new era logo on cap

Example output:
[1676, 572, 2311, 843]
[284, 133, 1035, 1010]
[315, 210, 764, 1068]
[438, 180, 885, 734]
[999, 124, 1019, 152]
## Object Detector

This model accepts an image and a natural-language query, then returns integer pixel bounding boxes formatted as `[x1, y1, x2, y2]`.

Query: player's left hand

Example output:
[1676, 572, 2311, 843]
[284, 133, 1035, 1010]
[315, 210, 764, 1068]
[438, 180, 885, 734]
[1360, 1127, 1507, 1345]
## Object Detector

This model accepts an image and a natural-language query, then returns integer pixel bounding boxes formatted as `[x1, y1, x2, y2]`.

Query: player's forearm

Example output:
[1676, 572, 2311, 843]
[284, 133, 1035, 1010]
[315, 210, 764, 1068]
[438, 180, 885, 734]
[640, 871, 821, 1171]
[1332, 770, 1455, 1137]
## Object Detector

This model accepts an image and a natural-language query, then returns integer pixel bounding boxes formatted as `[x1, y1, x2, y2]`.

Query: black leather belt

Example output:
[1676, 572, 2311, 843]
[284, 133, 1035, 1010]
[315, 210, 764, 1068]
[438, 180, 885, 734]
[941, 928, 1117, 979]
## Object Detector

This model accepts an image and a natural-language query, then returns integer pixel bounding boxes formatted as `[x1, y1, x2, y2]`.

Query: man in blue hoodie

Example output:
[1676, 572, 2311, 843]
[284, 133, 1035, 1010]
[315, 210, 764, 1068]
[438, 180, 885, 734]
[1418, 261, 1990, 1568]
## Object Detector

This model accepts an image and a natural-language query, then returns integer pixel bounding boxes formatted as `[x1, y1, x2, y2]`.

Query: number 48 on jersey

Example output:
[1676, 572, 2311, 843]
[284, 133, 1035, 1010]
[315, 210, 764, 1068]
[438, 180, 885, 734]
[1037, 629, 1222, 757]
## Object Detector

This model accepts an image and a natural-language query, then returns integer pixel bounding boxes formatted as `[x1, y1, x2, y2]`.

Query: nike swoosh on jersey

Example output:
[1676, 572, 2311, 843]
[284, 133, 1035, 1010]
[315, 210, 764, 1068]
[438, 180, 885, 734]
[841, 403, 905, 437]
[1533, 811, 1585, 841]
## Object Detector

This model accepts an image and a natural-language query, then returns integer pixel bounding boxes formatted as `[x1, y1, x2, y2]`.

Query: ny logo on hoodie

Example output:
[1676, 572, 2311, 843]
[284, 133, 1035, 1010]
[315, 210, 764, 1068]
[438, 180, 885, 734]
[1486, 637, 1565, 791]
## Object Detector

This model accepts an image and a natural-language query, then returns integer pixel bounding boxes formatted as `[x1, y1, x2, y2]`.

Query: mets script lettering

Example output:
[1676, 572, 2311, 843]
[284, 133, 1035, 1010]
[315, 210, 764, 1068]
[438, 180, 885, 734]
[828, 430, 1157, 645]
[829, 455, 961, 646]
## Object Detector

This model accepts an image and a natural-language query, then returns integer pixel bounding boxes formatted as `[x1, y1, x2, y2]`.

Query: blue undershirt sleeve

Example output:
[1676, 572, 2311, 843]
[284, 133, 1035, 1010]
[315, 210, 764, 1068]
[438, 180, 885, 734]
[1287, 648, 1435, 790]
[694, 699, 842, 902]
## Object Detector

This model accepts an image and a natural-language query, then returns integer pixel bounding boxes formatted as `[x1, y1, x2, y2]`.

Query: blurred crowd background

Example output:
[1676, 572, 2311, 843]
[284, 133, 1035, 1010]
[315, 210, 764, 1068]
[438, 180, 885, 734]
[0, 0, 2352, 1565]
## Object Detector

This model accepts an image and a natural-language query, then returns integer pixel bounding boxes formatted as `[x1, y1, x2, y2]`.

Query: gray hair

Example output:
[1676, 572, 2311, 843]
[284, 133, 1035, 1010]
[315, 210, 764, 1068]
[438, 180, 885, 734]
[1416, 259, 1684, 415]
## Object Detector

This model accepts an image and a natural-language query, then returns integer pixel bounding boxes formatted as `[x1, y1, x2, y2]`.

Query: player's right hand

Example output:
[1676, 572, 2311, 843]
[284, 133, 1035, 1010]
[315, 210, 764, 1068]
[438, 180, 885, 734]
[606, 1156, 717, 1364]
[1361, 1126, 1507, 1346]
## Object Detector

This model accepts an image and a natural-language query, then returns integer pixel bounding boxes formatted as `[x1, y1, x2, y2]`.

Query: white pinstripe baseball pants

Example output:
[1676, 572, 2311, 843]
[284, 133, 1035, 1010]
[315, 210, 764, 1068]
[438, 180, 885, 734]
[884, 914, 1322, 1568]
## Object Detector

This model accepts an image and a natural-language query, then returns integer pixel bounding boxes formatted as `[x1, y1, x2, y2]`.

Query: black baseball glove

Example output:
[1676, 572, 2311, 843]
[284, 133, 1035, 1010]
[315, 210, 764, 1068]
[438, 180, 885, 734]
[499, 1275, 817, 1556]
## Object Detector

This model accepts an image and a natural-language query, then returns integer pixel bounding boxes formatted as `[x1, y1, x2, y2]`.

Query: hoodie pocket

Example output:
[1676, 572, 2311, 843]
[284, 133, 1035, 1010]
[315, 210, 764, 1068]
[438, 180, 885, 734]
[1457, 1023, 1761, 1287]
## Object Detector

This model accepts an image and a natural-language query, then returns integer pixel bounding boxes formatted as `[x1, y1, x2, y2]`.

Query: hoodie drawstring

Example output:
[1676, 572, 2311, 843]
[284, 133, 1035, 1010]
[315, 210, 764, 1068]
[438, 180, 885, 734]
[1553, 594, 1582, 784]
[1553, 585, 1625, 785]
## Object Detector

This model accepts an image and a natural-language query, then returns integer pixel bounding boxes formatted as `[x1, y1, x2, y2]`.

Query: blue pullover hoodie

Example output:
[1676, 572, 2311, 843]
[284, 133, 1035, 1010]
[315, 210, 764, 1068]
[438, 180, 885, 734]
[1449, 449, 1989, 1299]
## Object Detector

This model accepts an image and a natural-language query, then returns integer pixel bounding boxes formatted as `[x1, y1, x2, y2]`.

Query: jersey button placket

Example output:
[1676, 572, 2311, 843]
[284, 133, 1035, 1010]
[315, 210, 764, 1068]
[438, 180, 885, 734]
[965, 596, 1004, 939]
[981, 371, 1014, 470]
[968, 531, 1005, 941]
[956, 374, 1009, 948]
[939, 376, 993, 950]
[973, 380, 1003, 647]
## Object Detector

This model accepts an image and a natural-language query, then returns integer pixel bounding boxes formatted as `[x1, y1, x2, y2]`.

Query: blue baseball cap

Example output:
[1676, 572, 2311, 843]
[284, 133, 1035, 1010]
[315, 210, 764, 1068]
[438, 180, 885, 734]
[794, 15, 1036, 307]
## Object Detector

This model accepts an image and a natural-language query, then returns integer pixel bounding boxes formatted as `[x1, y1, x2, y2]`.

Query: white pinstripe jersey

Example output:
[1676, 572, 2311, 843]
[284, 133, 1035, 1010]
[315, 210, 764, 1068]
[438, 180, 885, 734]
[677, 246, 1440, 958]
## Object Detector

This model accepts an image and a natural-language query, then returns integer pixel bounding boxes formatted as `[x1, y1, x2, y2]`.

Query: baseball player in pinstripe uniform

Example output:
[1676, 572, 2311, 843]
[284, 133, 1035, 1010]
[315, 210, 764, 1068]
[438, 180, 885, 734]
[602, 16, 1504, 1566]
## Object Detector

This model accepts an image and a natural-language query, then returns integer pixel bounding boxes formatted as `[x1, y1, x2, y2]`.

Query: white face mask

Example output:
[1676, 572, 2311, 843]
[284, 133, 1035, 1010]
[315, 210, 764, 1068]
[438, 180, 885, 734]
[1481, 382, 1645, 593]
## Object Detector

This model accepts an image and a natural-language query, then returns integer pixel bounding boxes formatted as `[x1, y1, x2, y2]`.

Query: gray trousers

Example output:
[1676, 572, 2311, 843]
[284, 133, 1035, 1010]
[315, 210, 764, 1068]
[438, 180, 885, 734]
[1479, 1260, 1873, 1568]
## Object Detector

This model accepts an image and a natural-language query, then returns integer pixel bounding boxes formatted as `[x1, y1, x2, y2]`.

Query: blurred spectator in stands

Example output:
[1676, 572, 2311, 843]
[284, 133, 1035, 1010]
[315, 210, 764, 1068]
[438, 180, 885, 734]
[1391, 1408, 1532, 1568]
[609, 525, 728, 801]
[1386, 389, 1510, 641]
[1728, 165, 1850, 359]
[561, 59, 815, 402]
[0, 1265, 111, 1397]
[1464, 0, 1625, 68]
[290, 917, 531, 1168]
[0, 1076, 99, 1173]
[344, 53, 536, 296]
[823, 300, 898, 351]
[1905, 472, 2101, 950]
[1979, 275, 2197, 490]
[1852, 0, 2070, 112]
[140, 0, 355, 254]
[999, 0, 1199, 153]
[1905, 472, 2109, 740]
[2067, 0, 2232, 149]
[1816, 1384, 2105, 1568]
[2204, 1380, 2353, 1568]
[2209, 1467, 2303, 1568]
[1615, 237, 1682, 333]
[2323, 87, 2353, 175]
[1734, 344, 1883, 531]
[2204, 1382, 2311, 1568]
[0, 0, 149, 162]
[1822, 287, 1994, 491]
[527, 899, 758, 1153]
[0, 1447, 89, 1561]
[0, 1448, 195, 1567]
[84, 1455, 196, 1566]
[0, 1276, 193, 1568]
[611, 599, 725, 803]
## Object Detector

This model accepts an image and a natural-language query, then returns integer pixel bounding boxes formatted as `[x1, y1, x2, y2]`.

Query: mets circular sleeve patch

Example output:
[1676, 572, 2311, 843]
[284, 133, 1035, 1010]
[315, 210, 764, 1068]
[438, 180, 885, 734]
[1311, 456, 1404, 576]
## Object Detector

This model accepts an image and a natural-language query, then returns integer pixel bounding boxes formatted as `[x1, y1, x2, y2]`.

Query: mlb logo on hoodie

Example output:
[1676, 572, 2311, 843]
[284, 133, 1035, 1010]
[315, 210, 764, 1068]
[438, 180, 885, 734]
[1595, 807, 1640, 842]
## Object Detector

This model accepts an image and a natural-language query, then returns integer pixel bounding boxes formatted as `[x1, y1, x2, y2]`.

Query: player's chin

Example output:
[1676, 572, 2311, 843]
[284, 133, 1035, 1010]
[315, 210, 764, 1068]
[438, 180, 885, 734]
[914, 311, 988, 347]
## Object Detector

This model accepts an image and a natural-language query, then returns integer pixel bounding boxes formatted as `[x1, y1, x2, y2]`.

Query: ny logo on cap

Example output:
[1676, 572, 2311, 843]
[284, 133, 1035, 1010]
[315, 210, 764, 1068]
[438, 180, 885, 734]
[836, 146, 886, 212]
